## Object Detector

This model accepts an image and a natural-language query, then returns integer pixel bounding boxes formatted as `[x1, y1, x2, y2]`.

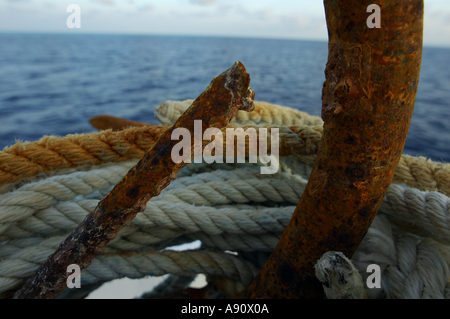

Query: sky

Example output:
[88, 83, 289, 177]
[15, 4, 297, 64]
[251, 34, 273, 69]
[0, 0, 449, 47]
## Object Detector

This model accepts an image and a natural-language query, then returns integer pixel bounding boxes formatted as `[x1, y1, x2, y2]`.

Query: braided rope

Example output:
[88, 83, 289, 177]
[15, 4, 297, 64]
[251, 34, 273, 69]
[0, 124, 320, 188]
[0, 162, 135, 235]
[2, 199, 293, 238]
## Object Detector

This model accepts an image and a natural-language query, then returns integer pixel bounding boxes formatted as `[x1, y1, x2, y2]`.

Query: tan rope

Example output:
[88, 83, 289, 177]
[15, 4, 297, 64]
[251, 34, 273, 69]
[393, 155, 450, 198]
[1, 120, 449, 197]
[0, 126, 166, 188]
[0, 124, 322, 188]
[155, 99, 324, 126]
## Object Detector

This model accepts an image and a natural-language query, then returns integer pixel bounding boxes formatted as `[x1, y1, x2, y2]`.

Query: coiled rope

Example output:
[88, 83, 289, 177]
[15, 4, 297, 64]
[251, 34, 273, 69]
[3, 162, 450, 249]
[155, 100, 450, 198]
[0, 235, 258, 297]
[154, 99, 324, 127]
[1, 100, 450, 299]
[2, 105, 448, 197]
[1, 160, 450, 297]
[352, 215, 450, 299]
[0, 124, 321, 191]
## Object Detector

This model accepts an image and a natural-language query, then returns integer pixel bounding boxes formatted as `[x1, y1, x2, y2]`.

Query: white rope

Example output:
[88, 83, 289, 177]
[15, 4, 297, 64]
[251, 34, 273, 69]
[0, 172, 450, 298]
[1, 98, 450, 298]
[187, 232, 281, 252]
[0, 166, 306, 237]
[313, 214, 450, 299]
[154, 99, 324, 127]
[0, 174, 302, 244]
[3, 211, 449, 299]
[380, 184, 450, 245]
[0, 162, 136, 236]
[351, 214, 450, 299]
[4, 163, 450, 254]
[0, 199, 294, 253]
[0, 235, 258, 295]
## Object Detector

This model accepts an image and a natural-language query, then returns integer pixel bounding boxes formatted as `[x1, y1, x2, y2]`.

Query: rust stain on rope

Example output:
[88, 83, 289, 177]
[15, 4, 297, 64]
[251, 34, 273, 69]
[242, 0, 424, 298]
[13, 61, 255, 299]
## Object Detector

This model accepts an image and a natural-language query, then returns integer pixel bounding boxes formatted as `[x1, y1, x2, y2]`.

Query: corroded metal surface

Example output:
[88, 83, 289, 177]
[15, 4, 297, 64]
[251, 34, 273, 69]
[242, 0, 423, 298]
[13, 61, 255, 299]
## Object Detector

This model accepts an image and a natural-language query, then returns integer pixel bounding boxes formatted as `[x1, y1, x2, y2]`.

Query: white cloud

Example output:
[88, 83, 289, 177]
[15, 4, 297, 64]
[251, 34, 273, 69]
[190, 0, 216, 6]
[0, 0, 448, 47]
[95, 0, 115, 5]
[260, 9, 277, 22]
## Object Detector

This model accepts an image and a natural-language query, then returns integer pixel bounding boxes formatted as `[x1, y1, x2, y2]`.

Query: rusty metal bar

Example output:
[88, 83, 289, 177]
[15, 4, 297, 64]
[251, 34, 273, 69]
[13, 61, 255, 299]
[89, 114, 147, 131]
[242, 0, 423, 298]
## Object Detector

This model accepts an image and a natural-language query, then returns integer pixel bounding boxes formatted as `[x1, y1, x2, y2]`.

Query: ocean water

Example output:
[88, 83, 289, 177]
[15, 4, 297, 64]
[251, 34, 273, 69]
[0, 33, 449, 162]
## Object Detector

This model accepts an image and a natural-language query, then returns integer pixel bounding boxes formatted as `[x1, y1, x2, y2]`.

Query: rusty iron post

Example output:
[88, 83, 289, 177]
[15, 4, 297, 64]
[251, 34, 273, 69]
[13, 61, 255, 299]
[242, 0, 423, 298]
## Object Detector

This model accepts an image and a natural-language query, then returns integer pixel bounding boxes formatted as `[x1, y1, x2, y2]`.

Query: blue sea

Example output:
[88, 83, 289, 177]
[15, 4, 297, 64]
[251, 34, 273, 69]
[0, 33, 449, 162]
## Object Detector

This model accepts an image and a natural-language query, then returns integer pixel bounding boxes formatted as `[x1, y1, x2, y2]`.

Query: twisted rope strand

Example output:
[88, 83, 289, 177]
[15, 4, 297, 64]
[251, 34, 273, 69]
[0, 126, 165, 187]
[2, 121, 448, 197]
[154, 100, 324, 127]
[0, 165, 306, 237]
[3, 162, 450, 252]
[0, 241, 259, 295]
[2, 101, 450, 299]
[380, 184, 450, 245]
[351, 215, 450, 299]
